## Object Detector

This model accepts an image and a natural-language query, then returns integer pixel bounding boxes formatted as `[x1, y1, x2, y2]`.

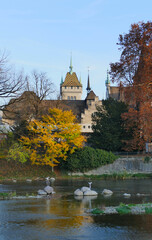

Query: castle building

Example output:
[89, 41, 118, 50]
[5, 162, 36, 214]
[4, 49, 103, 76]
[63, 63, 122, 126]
[105, 70, 126, 101]
[2, 58, 102, 134]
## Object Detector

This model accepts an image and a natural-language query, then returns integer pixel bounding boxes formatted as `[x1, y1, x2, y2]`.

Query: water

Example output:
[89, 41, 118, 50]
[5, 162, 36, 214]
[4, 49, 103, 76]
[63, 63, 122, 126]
[1, 179, 152, 240]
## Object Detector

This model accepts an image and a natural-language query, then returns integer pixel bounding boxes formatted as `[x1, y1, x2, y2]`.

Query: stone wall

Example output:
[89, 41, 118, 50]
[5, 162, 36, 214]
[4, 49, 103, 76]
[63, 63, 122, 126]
[71, 157, 152, 176]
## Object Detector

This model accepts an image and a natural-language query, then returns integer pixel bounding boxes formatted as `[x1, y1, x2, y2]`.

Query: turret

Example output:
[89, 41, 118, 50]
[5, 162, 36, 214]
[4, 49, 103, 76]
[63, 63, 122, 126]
[60, 57, 82, 100]
[105, 70, 110, 99]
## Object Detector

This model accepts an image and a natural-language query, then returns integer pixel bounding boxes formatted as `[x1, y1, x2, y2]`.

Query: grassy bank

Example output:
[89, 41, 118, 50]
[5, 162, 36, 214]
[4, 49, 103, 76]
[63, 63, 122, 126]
[72, 172, 152, 180]
[1, 156, 152, 181]
[0, 158, 55, 181]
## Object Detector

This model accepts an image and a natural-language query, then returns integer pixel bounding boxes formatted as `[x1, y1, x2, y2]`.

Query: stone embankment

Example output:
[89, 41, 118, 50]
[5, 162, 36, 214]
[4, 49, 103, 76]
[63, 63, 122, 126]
[71, 157, 152, 176]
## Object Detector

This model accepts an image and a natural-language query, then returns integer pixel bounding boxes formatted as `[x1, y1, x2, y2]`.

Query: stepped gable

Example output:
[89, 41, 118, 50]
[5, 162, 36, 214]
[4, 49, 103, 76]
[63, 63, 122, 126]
[86, 90, 96, 100]
[62, 72, 82, 87]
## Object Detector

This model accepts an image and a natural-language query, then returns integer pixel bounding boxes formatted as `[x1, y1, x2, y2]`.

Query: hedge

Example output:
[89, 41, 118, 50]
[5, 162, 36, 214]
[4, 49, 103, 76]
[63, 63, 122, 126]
[60, 146, 117, 172]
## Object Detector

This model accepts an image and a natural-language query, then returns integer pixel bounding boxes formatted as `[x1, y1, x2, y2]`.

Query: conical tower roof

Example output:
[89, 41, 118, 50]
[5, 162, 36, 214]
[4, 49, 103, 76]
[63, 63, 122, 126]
[105, 69, 110, 85]
[86, 71, 91, 93]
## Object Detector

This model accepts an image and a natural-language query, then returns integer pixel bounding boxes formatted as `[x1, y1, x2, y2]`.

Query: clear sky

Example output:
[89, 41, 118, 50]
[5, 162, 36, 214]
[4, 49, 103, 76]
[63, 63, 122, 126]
[0, 0, 152, 100]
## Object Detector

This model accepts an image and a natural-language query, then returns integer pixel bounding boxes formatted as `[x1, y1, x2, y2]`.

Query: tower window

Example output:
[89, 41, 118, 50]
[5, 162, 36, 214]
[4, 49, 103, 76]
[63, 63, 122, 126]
[71, 96, 73, 100]
[88, 100, 91, 105]
[74, 96, 76, 100]
[67, 96, 70, 100]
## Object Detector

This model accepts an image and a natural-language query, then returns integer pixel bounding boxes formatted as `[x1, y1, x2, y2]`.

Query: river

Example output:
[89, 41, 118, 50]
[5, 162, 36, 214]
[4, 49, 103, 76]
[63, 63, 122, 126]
[0, 179, 152, 240]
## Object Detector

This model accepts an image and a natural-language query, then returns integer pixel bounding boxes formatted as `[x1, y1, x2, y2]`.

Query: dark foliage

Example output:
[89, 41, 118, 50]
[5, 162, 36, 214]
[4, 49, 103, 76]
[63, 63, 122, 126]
[60, 146, 117, 172]
[88, 98, 129, 151]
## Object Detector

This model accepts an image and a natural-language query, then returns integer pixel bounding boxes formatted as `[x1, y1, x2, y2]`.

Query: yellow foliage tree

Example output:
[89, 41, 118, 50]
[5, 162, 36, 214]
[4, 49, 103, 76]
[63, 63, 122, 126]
[21, 108, 85, 168]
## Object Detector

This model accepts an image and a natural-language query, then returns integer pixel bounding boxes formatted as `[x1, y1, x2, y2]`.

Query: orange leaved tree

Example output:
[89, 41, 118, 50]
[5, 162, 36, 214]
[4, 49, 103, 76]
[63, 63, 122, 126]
[110, 21, 152, 151]
[21, 108, 85, 169]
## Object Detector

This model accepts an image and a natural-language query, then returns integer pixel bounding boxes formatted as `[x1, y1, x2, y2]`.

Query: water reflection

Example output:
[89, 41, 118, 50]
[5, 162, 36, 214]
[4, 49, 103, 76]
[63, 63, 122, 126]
[1, 179, 152, 240]
[93, 214, 152, 232]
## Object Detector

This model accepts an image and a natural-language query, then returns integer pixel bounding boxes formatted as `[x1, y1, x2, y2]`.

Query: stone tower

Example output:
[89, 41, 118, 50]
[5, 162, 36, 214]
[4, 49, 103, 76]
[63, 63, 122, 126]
[60, 57, 82, 100]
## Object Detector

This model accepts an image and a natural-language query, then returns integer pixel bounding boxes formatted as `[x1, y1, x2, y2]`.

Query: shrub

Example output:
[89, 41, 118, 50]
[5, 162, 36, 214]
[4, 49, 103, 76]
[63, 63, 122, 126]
[144, 156, 150, 163]
[60, 146, 117, 172]
[91, 208, 104, 214]
[7, 142, 30, 164]
[145, 207, 152, 214]
[116, 204, 131, 214]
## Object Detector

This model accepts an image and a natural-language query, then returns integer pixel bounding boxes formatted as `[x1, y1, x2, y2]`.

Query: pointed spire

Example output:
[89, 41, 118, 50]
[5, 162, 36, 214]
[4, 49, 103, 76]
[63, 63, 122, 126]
[86, 69, 91, 93]
[69, 53, 73, 74]
[79, 74, 81, 83]
[105, 69, 110, 85]
[60, 75, 63, 85]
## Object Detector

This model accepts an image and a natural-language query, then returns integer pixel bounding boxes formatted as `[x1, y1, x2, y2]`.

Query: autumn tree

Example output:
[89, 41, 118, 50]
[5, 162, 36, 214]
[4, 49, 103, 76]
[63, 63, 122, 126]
[110, 21, 152, 151]
[21, 108, 85, 169]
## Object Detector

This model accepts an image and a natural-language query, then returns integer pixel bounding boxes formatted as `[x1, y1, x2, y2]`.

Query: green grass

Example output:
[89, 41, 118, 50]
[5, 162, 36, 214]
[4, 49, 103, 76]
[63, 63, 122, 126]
[128, 203, 136, 207]
[82, 172, 152, 180]
[91, 208, 104, 214]
[0, 191, 16, 199]
[145, 207, 152, 214]
[0, 192, 9, 197]
[116, 205, 131, 214]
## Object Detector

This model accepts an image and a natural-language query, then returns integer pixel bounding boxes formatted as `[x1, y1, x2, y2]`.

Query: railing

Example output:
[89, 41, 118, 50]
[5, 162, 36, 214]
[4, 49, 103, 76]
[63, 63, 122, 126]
[112, 152, 152, 158]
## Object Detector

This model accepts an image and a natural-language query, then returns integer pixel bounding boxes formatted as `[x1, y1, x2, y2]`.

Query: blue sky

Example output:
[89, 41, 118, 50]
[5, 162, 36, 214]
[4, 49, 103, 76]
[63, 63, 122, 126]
[0, 0, 152, 99]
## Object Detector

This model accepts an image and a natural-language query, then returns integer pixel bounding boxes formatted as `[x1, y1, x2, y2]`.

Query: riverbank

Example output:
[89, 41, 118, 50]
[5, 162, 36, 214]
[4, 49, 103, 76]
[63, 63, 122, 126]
[1, 157, 152, 182]
[71, 156, 152, 176]
[0, 158, 55, 181]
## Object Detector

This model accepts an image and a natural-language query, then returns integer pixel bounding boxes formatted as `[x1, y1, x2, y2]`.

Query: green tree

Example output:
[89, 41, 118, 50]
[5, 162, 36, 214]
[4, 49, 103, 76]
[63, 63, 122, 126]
[10, 120, 30, 141]
[7, 142, 30, 163]
[89, 98, 128, 151]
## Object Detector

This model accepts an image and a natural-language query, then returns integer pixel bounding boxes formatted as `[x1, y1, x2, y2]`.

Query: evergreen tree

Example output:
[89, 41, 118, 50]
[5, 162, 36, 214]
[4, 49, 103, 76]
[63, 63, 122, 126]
[89, 98, 128, 151]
